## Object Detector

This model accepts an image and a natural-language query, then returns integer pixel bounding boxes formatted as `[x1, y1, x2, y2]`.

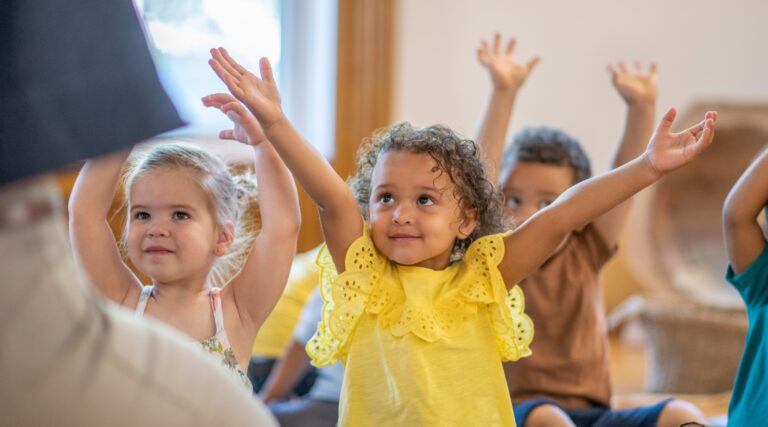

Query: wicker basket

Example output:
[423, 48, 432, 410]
[638, 301, 747, 394]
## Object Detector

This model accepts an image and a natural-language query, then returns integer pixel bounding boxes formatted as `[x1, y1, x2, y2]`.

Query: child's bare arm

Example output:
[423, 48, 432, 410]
[475, 33, 540, 182]
[723, 148, 768, 274]
[68, 150, 142, 304]
[499, 108, 716, 287]
[258, 340, 311, 404]
[593, 61, 658, 247]
[208, 48, 362, 273]
[203, 93, 301, 329]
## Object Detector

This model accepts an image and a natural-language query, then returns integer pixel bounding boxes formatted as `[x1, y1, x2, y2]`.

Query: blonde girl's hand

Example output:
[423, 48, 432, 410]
[477, 32, 540, 93]
[608, 61, 658, 107]
[202, 93, 268, 145]
[208, 47, 284, 130]
[644, 108, 717, 174]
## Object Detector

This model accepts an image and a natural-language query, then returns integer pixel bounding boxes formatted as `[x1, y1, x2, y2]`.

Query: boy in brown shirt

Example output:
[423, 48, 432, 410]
[474, 33, 706, 427]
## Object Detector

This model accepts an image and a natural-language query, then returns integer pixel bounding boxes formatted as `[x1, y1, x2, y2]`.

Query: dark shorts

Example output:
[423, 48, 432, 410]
[247, 356, 317, 396]
[269, 399, 338, 427]
[513, 398, 672, 427]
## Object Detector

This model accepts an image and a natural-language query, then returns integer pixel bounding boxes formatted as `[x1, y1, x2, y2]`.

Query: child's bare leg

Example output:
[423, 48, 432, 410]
[525, 404, 575, 427]
[656, 399, 706, 427]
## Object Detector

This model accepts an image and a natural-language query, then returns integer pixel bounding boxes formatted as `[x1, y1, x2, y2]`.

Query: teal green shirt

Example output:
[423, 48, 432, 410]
[726, 243, 768, 427]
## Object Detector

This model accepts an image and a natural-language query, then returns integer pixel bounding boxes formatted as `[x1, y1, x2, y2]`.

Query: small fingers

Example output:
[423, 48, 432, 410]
[211, 48, 243, 79]
[526, 56, 541, 71]
[492, 32, 501, 53]
[505, 38, 517, 56]
[201, 93, 236, 108]
[208, 58, 229, 82]
[218, 47, 247, 75]
[656, 107, 677, 134]
[259, 57, 275, 83]
[221, 101, 248, 117]
[219, 129, 236, 140]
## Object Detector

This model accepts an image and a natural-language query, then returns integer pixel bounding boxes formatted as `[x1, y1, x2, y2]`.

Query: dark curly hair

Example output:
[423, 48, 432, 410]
[499, 126, 592, 185]
[348, 122, 507, 259]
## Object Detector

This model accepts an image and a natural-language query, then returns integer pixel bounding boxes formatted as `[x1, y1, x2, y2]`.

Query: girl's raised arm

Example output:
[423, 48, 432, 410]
[723, 148, 768, 274]
[208, 48, 362, 273]
[499, 108, 716, 287]
[203, 93, 301, 329]
[68, 150, 142, 304]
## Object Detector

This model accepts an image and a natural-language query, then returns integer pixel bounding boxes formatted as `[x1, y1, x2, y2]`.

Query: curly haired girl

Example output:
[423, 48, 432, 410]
[209, 47, 715, 426]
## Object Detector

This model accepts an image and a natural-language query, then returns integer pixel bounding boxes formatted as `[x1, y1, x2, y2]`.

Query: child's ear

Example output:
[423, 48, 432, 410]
[214, 221, 235, 257]
[458, 208, 479, 239]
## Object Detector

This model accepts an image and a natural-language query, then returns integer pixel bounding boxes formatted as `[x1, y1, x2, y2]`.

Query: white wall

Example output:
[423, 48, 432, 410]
[393, 0, 768, 172]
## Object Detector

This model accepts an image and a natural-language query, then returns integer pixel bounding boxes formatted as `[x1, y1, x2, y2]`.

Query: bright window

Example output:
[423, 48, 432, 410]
[136, 0, 337, 157]
[137, 0, 280, 136]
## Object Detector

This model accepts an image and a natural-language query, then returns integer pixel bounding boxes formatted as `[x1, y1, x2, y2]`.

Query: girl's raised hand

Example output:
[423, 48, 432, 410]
[608, 61, 658, 106]
[208, 47, 283, 130]
[644, 108, 717, 174]
[202, 93, 267, 145]
[477, 33, 540, 93]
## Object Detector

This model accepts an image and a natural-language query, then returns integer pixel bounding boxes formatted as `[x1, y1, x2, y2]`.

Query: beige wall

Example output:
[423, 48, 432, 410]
[392, 0, 768, 310]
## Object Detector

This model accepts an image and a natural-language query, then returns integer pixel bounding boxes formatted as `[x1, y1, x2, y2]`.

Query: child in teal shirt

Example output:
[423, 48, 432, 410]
[723, 147, 768, 426]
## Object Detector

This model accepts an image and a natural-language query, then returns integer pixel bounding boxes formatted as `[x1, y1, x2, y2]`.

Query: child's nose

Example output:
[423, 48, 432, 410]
[392, 204, 414, 225]
[147, 222, 170, 237]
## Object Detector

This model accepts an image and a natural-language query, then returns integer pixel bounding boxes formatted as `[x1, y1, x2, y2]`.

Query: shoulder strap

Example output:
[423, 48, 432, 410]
[134, 286, 154, 319]
[209, 288, 232, 348]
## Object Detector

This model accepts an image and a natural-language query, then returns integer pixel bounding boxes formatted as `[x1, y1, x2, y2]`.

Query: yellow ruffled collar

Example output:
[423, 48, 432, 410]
[306, 226, 534, 367]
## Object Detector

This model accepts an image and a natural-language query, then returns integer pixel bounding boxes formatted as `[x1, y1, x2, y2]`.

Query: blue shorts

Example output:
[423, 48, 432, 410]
[513, 398, 672, 427]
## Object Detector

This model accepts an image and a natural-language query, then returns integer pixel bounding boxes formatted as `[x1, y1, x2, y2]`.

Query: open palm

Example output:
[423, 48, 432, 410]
[208, 47, 283, 129]
[608, 61, 657, 105]
[202, 93, 267, 145]
[646, 108, 717, 173]
[477, 33, 540, 91]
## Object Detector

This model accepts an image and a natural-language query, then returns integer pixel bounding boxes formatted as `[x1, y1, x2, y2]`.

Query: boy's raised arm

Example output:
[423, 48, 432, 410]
[593, 61, 658, 248]
[723, 148, 768, 274]
[208, 48, 362, 273]
[499, 108, 716, 287]
[474, 33, 540, 182]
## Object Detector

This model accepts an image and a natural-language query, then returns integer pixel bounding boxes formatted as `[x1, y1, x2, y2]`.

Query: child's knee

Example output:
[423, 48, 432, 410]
[656, 399, 705, 427]
[525, 403, 575, 427]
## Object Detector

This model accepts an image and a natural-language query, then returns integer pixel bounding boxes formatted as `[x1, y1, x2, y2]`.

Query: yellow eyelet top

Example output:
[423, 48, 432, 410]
[307, 227, 533, 426]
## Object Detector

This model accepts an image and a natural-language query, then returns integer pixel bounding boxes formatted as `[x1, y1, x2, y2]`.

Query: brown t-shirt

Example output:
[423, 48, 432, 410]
[504, 223, 617, 409]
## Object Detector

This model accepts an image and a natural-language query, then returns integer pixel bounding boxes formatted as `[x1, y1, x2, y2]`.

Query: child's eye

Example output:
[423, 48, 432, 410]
[504, 196, 521, 209]
[378, 193, 394, 204]
[417, 195, 434, 206]
[134, 211, 150, 220]
[172, 211, 191, 220]
[538, 200, 553, 210]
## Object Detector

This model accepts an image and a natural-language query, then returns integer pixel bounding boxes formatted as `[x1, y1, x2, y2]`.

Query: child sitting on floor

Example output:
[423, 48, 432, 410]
[475, 32, 707, 427]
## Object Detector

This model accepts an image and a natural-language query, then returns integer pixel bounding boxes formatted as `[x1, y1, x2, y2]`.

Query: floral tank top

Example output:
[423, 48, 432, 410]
[135, 286, 252, 389]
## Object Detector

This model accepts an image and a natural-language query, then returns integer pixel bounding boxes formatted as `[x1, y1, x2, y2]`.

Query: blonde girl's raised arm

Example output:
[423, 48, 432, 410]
[68, 150, 142, 304]
[202, 95, 300, 329]
[208, 48, 362, 273]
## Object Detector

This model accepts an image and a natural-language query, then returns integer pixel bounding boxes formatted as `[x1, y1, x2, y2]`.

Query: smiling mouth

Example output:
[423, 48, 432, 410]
[145, 248, 174, 254]
[389, 235, 421, 241]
